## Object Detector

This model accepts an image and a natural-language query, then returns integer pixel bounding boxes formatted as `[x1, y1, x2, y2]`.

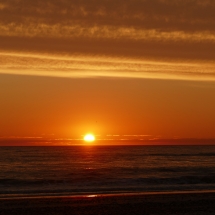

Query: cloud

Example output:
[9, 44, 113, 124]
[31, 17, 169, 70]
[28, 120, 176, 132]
[0, 51, 215, 81]
[1, 0, 215, 31]
[0, 0, 215, 81]
[1, 23, 215, 44]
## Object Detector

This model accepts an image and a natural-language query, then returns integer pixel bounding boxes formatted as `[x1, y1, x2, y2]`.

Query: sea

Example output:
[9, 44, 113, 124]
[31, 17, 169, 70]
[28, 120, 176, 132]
[1, 145, 215, 197]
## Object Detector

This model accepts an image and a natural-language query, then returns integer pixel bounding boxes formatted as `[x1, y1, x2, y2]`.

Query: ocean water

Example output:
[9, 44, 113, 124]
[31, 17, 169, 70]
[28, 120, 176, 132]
[1, 145, 215, 197]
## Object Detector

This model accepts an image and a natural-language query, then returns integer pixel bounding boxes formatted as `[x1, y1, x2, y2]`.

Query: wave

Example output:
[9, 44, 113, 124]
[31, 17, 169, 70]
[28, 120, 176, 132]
[1, 174, 215, 187]
[148, 153, 215, 157]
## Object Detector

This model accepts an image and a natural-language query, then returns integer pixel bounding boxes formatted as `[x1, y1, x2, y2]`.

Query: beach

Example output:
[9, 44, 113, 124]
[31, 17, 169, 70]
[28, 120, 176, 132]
[1, 191, 215, 215]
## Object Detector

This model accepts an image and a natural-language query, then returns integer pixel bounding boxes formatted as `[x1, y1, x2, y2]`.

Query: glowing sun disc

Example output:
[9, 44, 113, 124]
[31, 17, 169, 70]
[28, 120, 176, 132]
[84, 134, 95, 142]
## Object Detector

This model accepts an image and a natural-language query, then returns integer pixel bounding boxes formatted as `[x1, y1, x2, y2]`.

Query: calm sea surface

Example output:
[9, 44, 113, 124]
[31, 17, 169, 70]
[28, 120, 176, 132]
[1, 145, 215, 196]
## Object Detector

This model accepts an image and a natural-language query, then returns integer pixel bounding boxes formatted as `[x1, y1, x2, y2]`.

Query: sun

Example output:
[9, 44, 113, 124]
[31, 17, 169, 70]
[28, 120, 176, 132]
[84, 134, 95, 142]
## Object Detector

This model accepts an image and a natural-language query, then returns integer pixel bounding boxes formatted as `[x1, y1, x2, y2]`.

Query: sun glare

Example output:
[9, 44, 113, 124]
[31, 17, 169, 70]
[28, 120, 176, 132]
[84, 134, 95, 142]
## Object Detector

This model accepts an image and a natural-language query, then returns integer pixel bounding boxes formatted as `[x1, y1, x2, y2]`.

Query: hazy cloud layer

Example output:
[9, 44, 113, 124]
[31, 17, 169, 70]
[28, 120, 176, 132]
[0, 0, 215, 80]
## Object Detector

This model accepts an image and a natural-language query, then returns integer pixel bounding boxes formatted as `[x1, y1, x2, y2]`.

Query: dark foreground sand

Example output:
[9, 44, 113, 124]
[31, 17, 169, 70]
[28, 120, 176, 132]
[1, 191, 215, 215]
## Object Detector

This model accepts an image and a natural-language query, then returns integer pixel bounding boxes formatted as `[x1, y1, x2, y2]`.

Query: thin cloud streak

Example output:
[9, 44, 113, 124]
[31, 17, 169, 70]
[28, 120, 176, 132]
[1, 23, 215, 43]
[0, 51, 215, 81]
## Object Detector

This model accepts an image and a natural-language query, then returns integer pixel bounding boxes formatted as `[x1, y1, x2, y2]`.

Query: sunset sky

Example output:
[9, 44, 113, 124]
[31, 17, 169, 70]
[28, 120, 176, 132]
[0, 0, 215, 145]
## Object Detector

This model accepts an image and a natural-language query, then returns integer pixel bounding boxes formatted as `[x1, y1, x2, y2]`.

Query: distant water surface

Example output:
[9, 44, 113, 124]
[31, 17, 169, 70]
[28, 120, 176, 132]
[1, 145, 215, 196]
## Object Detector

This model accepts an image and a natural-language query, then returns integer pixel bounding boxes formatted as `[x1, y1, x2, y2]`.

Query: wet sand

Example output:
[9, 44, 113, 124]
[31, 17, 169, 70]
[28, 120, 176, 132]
[1, 191, 215, 215]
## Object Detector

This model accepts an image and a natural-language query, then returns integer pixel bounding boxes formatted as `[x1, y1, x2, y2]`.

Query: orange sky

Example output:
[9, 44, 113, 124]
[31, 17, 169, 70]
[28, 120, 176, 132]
[0, 0, 215, 145]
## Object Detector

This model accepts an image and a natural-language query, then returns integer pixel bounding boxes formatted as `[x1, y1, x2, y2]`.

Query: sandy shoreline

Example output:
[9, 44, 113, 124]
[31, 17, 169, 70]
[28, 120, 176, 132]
[1, 191, 215, 215]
